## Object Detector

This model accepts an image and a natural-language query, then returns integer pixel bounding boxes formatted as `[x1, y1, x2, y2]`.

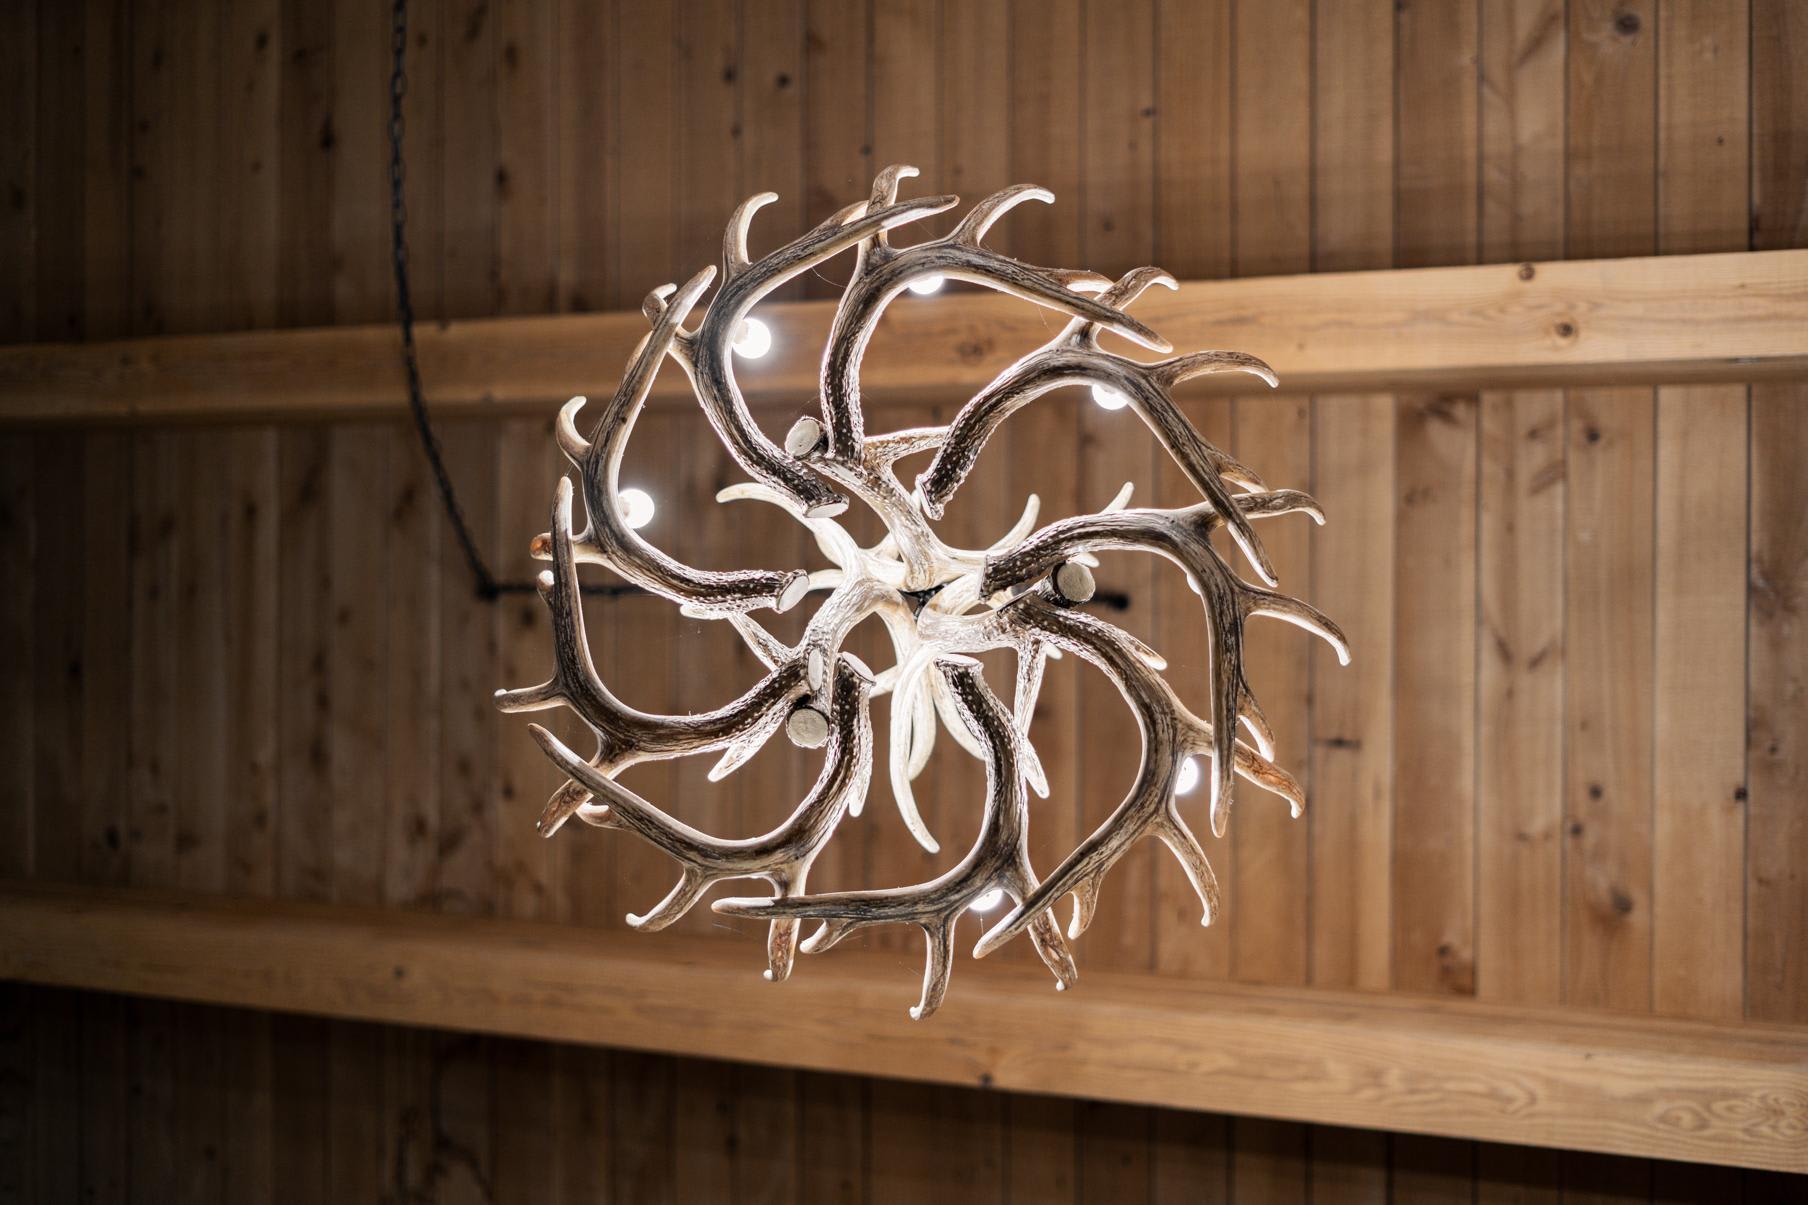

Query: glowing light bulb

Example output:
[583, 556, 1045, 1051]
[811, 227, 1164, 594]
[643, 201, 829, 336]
[618, 487, 656, 530]
[969, 887, 1005, 913]
[733, 317, 772, 359]
[907, 275, 945, 296]
[1174, 757, 1201, 796]
[1091, 383, 1130, 410]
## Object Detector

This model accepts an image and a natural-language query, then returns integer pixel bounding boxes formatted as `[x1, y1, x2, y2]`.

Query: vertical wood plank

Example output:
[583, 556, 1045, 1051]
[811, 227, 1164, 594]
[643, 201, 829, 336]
[329, 0, 390, 324]
[799, 1071, 865, 1205]
[1230, 1117, 1306, 1204]
[1479, 0, 1567, 265]
[1649, 0, 1750, 1024]
[1312, 0, 1393, 274]
[0, 0, 34, 338]
[1475, 0, 1568, 1014]
[1566, 0, 1657, 262]
[674, 0, 741, 278]
[222, 0, 282, 331]
[1392, 0, 1480, 1000]
[441, 0, 499, 319]
[1476, 390, 1565, 1006]
[82, 432, 135, 887]
[1151, 1107, 1228, 1205]
[1153, 0, 1229, 281]
[1004, 0, 1081, 264]
[497, 0, 558, 317]
[1392, 394, 1480, 996]
[1309, 397, 1395, 993]
[1751, 0, 1808, 252]
[276, 0, 334, 329]
[554, 0, 614, 313]
[801, 0, 869, 256]
[1396, 0, 1480, 270]
[436, 418, 500, 900]
[1562, 390, 1655, 1012]
[1308, 1126, 1388, 1204]
[1391, 1134, 1475, 1204]
[1007, 1092, 1077, 1204]
[1563, 0, 1656, 1018]
[0, 436, 34, 881]
[612, 0, 675, 307]
[386, 422, 443, 911]
[33, 0, 82, 342]
[1747, 384, 1808, 1023]
[1077, 1099, 1150, 1205]
[1308, 0, 1396, 999]
[741, 0, 805, 299]
[870, 0, 938, 177]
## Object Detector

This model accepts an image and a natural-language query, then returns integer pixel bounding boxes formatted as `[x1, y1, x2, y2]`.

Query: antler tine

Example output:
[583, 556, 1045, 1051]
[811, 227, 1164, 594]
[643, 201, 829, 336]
[677, 187, 959, 520]
[528, 654, 875, 980]
[553, 268, 812, 615]
[724, 191, 780, 281]
[819, 186, 1168, 459]
[982, 499, 1347, 835]
[496, 477, 817, 836]
[915, 336, 1282, 585]
[715, 658, 1077, 1019]
[973, 596, 1297, 958]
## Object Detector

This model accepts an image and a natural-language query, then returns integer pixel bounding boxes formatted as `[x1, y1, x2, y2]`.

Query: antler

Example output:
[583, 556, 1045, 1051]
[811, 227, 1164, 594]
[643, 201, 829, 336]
[497, 168, 1347, 1016]
[526, 654, 875, 981]
[714, 658, 1077, 1019]
[983, 493, 1351, 831]
[916, 267, 1284, 586]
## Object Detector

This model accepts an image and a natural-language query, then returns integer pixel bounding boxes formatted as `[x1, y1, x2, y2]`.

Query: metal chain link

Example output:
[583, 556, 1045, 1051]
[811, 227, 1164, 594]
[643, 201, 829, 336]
[389, 0, 636, 601]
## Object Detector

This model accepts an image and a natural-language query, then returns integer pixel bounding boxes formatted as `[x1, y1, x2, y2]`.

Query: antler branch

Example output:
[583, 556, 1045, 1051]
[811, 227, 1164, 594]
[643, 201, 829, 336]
[714, 658, 1076, 1019]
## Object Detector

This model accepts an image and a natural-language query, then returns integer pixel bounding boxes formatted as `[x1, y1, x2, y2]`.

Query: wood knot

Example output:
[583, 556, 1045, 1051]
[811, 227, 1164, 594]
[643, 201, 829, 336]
[1613, 10, 1641, 36]
[1517, 263, 1536, 281]
[1553, 319, 1577, 340]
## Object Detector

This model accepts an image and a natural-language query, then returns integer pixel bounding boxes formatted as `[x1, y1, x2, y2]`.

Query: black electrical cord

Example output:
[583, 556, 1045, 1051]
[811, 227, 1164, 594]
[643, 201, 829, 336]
[389, 0, 638, 602]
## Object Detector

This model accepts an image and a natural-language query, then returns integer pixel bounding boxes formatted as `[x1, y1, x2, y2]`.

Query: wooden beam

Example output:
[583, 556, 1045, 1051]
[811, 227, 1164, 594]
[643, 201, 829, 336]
[3, 881, 1803, 1172]
[1, 250, 1804, 425]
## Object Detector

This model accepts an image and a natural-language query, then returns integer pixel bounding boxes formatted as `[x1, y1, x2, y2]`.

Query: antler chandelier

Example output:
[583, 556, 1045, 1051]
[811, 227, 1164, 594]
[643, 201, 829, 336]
[497, 166, 1348, 1019]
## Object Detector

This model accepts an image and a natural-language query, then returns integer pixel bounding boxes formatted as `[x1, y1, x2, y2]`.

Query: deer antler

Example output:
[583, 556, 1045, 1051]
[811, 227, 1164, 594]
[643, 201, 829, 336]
[715, 658, 1077, 1019]
[498, 169, 1346, 1016]
[526, 654, 875, 982]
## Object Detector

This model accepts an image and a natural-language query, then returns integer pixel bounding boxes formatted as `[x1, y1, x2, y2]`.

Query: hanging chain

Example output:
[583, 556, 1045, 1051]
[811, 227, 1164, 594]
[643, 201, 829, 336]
[388, 0, 637, 601]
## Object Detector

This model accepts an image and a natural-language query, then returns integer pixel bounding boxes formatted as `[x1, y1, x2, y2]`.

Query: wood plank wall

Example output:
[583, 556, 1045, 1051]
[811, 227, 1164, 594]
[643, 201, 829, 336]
[2, 0, 1805, 1200]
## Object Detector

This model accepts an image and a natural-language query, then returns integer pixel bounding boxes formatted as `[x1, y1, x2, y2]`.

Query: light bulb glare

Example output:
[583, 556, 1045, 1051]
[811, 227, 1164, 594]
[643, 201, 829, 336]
[618, 487, 656, 530]
[969, 887, 1005, 913]
[1091, 383, 1130, 410]
[907, 275, 945, 296]
[1175, 757, 1201, 796]
[733, 317, 773, 359]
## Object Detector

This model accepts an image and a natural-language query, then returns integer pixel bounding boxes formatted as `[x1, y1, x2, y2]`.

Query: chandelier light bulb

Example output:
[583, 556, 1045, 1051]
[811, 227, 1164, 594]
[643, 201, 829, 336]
[617, 487, 656, 530]
[907, 275, 945, 296]
[969, 888, 1005, 913]
[732, 316, 772, 359]
[1174, 756, 1201, 796]
[1091, 383, 1130, 410]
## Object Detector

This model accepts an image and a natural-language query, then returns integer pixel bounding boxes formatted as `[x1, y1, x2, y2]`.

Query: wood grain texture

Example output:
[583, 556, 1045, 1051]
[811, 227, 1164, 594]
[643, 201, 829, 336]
[6, 882, 1807, 1174]
[10, 249, 1807, 424]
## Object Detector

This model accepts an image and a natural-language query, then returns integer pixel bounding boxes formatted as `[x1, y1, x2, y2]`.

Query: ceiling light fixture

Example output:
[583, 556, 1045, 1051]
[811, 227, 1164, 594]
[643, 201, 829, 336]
[498, 167, 1348, 1018]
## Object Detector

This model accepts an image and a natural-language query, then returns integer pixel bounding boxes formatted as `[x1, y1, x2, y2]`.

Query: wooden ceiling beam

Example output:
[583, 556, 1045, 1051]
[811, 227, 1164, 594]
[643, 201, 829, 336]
[3, 881, 1804, 1172]
[1, 249, 1805, 426]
